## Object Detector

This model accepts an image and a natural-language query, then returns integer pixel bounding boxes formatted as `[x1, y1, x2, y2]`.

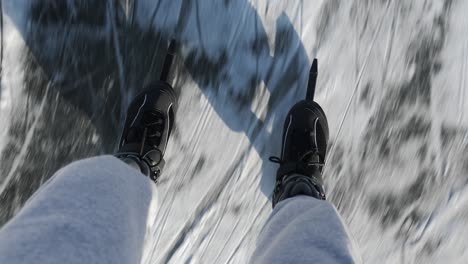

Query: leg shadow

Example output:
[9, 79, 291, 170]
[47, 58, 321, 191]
[0, 0, 313, 225]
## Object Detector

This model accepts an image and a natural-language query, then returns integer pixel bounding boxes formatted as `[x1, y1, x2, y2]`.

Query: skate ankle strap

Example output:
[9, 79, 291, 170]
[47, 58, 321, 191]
[115, 147, 165, 183]
[274, 161, 322, 180]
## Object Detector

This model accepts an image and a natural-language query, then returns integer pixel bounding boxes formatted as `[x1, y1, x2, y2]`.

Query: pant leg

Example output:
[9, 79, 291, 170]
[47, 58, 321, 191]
[0, 155, 158, 264]
[250, 196, 359, 264]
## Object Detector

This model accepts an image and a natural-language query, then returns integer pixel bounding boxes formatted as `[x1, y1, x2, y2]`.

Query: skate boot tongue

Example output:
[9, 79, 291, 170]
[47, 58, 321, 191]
[273, 123, 324, 179]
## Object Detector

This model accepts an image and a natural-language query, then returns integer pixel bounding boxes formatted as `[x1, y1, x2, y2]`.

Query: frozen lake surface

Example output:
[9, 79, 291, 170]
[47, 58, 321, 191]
[1, 0, 468, 263]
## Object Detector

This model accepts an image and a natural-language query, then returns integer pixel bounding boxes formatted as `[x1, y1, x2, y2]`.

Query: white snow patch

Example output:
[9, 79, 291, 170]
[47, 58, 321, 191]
[0, 14, 27, 163]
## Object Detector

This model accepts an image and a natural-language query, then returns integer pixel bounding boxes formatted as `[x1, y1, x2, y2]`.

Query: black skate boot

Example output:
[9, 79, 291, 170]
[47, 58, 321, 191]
[270, 59, 329, 208]
[116, 41, 177, 183]
[115, 82, 177, 183]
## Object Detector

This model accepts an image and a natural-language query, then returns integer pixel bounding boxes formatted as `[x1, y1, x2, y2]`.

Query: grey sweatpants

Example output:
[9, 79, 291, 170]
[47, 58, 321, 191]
[0, 156, 358, 263]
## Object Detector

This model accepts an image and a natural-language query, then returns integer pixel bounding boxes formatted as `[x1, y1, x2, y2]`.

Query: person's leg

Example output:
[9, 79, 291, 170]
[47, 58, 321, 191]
[254, 67, 360, 263]
[0, 155, 158, 264]
[250, 196, 357, 264]
[0, 78, 178, 264]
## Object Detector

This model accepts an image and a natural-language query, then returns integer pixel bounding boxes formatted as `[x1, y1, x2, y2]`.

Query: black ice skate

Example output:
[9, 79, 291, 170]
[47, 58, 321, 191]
[270, 59, 329, 208]
[116, 42, 177, 183]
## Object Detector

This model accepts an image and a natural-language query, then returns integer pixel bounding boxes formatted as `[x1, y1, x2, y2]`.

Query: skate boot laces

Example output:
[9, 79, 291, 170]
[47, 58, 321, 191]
[269, 117, 324, 169]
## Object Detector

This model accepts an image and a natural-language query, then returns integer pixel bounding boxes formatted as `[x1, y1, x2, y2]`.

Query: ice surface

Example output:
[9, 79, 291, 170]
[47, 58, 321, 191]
[1, 0, 468, 263]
